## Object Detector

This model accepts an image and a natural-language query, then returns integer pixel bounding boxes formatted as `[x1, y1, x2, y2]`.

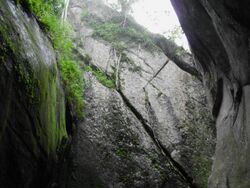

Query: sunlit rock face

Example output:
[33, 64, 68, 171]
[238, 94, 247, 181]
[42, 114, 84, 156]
[171, 0, 250, 187]
[68, 0, 215, 187]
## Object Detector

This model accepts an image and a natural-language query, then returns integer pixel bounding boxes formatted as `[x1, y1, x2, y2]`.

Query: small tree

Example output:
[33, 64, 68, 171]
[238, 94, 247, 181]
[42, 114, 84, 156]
[117, 0, 138, 27]
[164, 25, 183, 42]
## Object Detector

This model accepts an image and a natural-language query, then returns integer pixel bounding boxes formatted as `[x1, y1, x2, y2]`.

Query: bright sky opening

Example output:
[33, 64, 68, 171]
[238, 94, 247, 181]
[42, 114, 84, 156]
[104, 0, 189, 49]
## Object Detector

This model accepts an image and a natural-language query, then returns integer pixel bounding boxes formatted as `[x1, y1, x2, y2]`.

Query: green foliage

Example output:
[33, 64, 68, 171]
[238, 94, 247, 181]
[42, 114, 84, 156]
[93, 23, 121, 42]
[111, 41, 127, 53]
[194, 155, 212, 188]
[85, 66, 115, 89]
[115, 147, 127, 157]
[17, 0, 64, 16]
[18, 0, 73, 55]
[18, 0, 84, 118]
[92, 22, 158, 52]
[60, 58, 84, 118]
[42, 15, 74, 56]
[15, 64, 38, 103]
[165, 25, 184, 42]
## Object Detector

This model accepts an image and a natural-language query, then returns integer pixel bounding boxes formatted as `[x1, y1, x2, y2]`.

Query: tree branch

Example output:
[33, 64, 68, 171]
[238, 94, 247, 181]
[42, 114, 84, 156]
[152, 34, 202, 81]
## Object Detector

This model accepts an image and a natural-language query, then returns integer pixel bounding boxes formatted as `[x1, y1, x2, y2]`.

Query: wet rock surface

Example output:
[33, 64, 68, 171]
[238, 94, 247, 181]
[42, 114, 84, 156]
[0, 1, 69, 187]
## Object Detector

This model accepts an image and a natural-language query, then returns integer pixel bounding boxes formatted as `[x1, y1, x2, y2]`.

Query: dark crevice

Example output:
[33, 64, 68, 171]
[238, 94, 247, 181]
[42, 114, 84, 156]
[143, 88, 189, 188]
[235, 85, 243, 104]
[66, 102, 74, 136]
[212, 78, 223, 117]
[232, 85, 243, 126]
[116, 88, 197, 188]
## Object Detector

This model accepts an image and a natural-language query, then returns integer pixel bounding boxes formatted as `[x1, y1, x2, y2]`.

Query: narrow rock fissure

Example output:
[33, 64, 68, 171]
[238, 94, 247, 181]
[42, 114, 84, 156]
[116, 88, 197, 188]
[143, 60, 170, 88]
[212, 78, 223, 117]
[144, 88, 160, 128]
[84, 55, 196, 187]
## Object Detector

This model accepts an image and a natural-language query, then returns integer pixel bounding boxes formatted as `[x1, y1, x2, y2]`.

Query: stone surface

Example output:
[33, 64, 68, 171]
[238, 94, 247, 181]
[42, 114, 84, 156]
[0, 1, 69, 187]
[1, 0, 249, 187]
[67, 72, 189, 188]
[170, 0, 250, 187]
[68, 0, 215, 187]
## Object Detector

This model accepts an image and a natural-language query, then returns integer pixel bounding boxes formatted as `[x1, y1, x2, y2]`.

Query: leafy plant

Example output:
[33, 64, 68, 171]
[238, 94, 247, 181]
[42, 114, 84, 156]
[164, 25, 184, 42]
[85, 66, 115, 89]
[60, 58, 84, 118]
[111, 41, 127, 53]
[17, 0, 85, 118]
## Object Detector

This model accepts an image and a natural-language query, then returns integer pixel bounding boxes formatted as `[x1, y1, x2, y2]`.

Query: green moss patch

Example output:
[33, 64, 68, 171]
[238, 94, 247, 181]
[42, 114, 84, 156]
[17, 0, 85, 119]
[84, 66, 115, 89]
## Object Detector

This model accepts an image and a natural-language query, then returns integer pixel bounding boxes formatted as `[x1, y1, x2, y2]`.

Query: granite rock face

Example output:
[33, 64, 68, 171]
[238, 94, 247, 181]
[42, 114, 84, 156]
[170, 0, 250, 187]
[68, 73, 190, 188]
[68, 0, 215, 187]
[0, 1, 69, 187]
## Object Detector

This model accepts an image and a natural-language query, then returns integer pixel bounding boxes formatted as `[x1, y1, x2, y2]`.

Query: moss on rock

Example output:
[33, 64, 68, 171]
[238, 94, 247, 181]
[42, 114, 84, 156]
[0, 2, 70, 187]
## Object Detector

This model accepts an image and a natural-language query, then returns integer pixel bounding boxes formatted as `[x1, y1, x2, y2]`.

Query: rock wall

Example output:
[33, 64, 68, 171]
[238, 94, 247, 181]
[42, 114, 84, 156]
[68, 0, 215, 187]
[0, 1, 69, 187]
[171, 0, 250, 187]
[68, 73, 190, 188]
[0, 0, 219, 187]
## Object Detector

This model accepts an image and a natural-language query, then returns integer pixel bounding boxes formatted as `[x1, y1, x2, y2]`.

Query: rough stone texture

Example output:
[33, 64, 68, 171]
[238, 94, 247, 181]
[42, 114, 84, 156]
[68, 0, 215, 187]
[68, 72, 190, 188]
[170, 0, 250, 187]
[0, 1, 69, 187]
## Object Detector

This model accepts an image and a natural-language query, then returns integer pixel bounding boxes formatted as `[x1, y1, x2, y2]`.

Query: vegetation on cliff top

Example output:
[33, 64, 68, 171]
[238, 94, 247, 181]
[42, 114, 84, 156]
[92, 22, 157, 52]
[17, 0, 84, 118]
[81, 9, 159, 53]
